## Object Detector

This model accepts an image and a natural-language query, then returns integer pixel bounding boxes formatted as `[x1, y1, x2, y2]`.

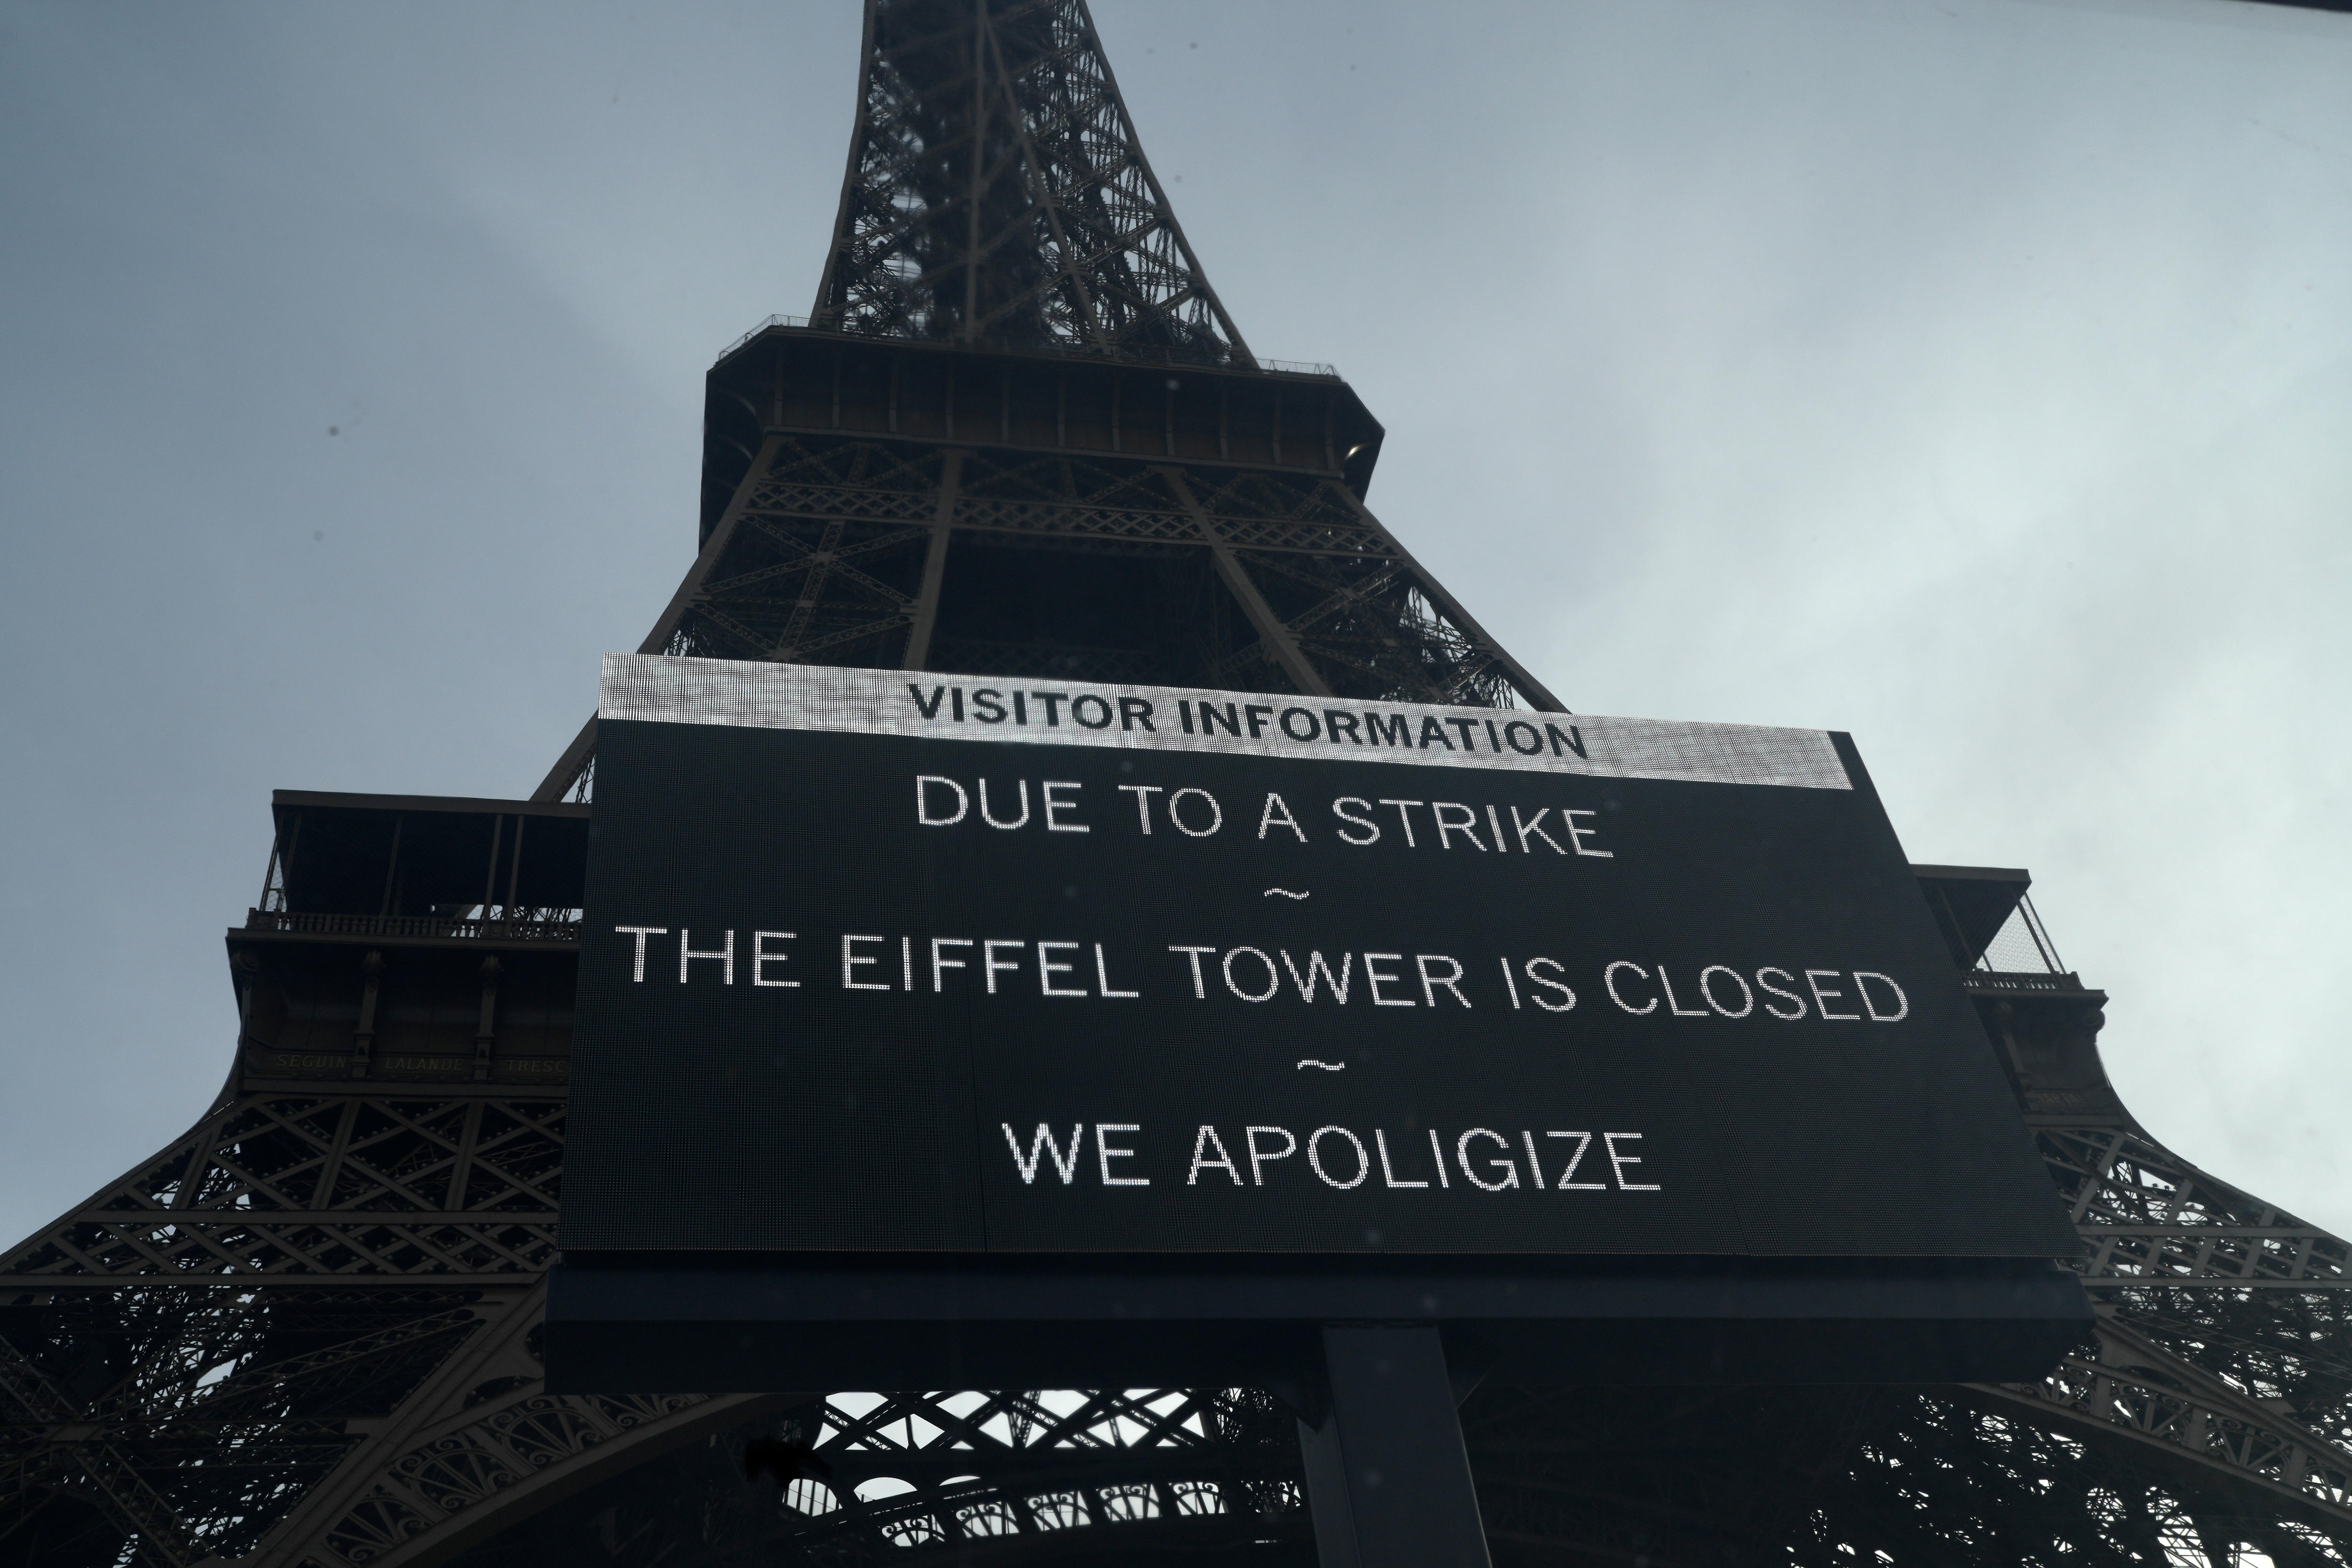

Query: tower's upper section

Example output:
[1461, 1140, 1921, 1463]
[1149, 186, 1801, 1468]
[810, 0, 1252, 364]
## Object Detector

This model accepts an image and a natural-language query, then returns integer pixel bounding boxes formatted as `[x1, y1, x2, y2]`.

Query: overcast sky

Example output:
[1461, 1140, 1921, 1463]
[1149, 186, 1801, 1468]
[4, 0, 2349, 1250]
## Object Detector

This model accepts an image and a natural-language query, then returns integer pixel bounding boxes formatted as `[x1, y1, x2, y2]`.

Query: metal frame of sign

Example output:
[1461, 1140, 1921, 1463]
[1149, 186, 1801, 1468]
[548, 655, 2089, 1393]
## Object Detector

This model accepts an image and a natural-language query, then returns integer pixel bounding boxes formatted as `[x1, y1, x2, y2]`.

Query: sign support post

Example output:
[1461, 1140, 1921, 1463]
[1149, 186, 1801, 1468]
[1298, 1325, 1494, 1568]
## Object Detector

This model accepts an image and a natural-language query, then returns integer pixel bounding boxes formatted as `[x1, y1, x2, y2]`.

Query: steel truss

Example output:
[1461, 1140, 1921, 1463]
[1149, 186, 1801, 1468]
[9, 1055, 2346, 1568]
[6, 2, 2348, 1565]
[668, 434, 1534, 693]
[530, 411, 1563, 803]
[813, 0, 1246, 358]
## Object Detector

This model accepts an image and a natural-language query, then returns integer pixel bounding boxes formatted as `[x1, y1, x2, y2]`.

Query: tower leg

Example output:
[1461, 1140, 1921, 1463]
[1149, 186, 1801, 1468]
[1297, 1325, 1492, 1568]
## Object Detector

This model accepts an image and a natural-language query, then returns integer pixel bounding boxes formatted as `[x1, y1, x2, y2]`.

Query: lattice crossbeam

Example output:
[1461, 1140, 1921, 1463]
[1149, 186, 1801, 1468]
[2035, 1124, 2352, 1290]
[1978, 1321, 2352, 1528]
[0, 1096, 562, 1283]
[665, 432, 1552, 714]
[814, 0, 1248, 360]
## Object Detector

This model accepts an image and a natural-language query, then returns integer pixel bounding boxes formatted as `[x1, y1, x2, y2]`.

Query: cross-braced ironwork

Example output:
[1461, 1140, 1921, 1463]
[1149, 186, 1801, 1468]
[634, 434, 1537, 699]
[813, 0, 1246, 359]
[441, 1388, 1313, 1568]
[5, 3, 2348, 1566]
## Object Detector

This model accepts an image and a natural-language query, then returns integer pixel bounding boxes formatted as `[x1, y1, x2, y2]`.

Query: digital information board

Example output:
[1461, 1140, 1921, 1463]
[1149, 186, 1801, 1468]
[559, 654, 2078, 1268]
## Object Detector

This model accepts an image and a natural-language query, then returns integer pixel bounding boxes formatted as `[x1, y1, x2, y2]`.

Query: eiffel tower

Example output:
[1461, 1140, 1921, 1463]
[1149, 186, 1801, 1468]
[5, 3, 2348, 1565]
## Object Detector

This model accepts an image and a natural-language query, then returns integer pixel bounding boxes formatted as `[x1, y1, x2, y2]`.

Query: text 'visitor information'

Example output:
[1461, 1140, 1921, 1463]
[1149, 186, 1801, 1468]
[559, 656, 2074, 1259]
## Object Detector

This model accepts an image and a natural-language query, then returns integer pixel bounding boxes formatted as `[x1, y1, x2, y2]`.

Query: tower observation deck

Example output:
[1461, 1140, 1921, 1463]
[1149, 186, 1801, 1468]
[2, 4, 2347, 1568]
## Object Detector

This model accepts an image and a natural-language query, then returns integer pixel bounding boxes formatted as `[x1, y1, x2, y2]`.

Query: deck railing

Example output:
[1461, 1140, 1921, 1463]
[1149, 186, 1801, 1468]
[244, 910, 581, 944]
[1962, 891, 2087, 992]
[715, 314, 1338, 379]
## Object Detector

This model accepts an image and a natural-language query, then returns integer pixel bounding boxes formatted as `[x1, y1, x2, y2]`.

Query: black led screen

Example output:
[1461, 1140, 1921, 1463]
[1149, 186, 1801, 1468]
[560, 658, 2076, 1260]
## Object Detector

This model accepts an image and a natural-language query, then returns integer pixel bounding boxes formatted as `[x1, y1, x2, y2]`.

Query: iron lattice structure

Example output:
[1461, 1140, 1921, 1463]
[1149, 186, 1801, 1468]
[4, 2, 2349, 1566]
[812, 0, 1247, 356]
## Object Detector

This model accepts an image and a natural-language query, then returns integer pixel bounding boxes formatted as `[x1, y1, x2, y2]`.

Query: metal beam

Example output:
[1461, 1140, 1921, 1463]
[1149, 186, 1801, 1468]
[1967, 1318, 2352, 1533]
[902, 450, 965, 669]
[1323, 484, 1566, 713]
[1298, 1326, 1492, 1568]
[1158, 467, 1332, 697]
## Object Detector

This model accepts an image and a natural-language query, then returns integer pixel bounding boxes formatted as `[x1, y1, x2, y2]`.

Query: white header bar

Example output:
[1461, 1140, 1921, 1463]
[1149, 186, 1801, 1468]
[598, 655, 1852, 791]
